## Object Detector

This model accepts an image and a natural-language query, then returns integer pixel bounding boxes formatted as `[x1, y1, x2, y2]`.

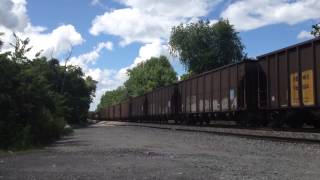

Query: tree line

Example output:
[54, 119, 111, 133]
[0, 34, 96, 150]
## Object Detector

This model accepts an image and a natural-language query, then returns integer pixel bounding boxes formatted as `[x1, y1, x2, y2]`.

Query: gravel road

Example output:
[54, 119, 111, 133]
[1, 121, 320, 180]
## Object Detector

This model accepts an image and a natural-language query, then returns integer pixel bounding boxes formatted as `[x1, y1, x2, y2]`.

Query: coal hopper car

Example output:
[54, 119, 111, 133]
[257, 37, 320, 128]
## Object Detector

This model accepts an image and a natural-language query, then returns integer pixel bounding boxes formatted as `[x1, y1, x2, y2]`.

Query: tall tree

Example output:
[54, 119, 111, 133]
[169, 19, 245, 74]
[124, 56, 177, 97]
[311, 23, 320, 37]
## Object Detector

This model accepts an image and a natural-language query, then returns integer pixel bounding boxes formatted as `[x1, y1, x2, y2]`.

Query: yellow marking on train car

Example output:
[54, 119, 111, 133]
[302, 69, 315, 106]
[290, 72, 300, 106]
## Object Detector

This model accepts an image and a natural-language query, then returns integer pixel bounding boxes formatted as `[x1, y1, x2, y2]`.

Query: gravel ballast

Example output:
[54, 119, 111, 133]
[1, 121, 320, 180]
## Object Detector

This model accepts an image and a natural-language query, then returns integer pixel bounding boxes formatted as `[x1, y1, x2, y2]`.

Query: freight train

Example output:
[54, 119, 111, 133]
[94, 37, 320, 128]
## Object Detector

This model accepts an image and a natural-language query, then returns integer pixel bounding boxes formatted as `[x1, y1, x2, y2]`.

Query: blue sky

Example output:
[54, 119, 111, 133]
[0, 0, 319, 110]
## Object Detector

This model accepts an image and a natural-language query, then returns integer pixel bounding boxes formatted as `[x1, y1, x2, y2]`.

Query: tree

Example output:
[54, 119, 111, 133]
[97, 56, 177, 110]
[179, 72, 193, 81]
[60, 66, 97, 124]
[9, 33, 32, 63]
[311, 23, 320, 37]
[97, 86, 127, 111]
[124, 56, 177, 97]
[0, 34, 96, 149]
[169, 19, 245, 74]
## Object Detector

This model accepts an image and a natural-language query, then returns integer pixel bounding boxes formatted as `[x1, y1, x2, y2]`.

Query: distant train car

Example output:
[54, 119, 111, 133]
[130, 95, 147, 122]
[177, 60, 258, 124]
[120, 100, 130, 121]
[146, 84, 177, 123]
[114, 104, 121, 120]
[258, 37, 320, 128]
[108, 105, 114, 121]
[88, 111, 100, 120]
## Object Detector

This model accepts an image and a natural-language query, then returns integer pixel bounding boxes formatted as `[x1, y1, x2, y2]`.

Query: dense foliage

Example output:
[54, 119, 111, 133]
[97, 86, 127, 111]
[311, 23, 320, 37]
[97, 56, 177, 109]
[0, 35, 96, 150]
[125, 56, 177, 97]
[169, 19, 245, 74]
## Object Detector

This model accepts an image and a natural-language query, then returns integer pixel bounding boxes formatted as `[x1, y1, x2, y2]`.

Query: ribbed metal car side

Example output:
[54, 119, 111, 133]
[258, 37, 320, 110]
[130, 95, 147, 121]
[120, 101, 130, 121]
[178, 60, 258, 119]
[146, 84, 177, 122]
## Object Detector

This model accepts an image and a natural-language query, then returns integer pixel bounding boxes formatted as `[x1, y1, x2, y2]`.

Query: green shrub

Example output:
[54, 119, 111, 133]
[0, 36, 95, 150]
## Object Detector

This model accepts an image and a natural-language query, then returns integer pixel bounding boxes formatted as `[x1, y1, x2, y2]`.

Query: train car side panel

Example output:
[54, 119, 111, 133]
[316, 40, 320, 105]
[197, 75, 205, 113]
[278, 52, 289, 107]
[191, 78, 197, 113]
[204, 73, 212, 112]
[212, 71, 221, 112]
[221, 69, 229, 111]
[269, 55, 279, 108]
[288, 48, 300, 107]
[300, 43, 315, 106]
[229, 65, 238, 110]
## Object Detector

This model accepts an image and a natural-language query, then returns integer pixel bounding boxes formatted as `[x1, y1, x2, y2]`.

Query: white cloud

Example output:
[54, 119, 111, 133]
[118, 0, 217, 18]
[27, 24, 84, 58]
[68, 41, 113, 72]
[131, 39, 170, 67]
[90, 0, 220, 45]
[89, 68, 128, 110]
[0, 0, 28, 31]
[91, 0, 101, 6]
[89, 0, 220, 109]
[297, 30, 314, 40]
[90, 8, 176, 45]
[0, 24, 84, 59]
[0, 0, 84, 58]
[221, 0, 320, 31]
[66, 41, 116, 111]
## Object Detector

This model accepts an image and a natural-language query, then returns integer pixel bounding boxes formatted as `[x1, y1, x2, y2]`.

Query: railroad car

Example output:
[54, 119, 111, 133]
[130, 95, 147, 122]
[88, 111, 100, 120]
[177, 60, 258, 125]
[120, 100, 130, 121]
[97, 37, 320, 128]
[108, 105, 114, 121]
[146, 84, 178, 123]
[114, 104, 121, 121]
[258, 37, 320, 128]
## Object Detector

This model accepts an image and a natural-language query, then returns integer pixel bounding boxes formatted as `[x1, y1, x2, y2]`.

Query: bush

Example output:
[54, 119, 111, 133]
[0, 36, 95, 150]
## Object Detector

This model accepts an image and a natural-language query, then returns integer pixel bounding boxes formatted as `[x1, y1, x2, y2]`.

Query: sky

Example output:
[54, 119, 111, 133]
[0, 0, 319, 110]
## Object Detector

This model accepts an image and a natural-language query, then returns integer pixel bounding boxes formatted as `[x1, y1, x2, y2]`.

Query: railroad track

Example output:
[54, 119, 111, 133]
[101, 121, 320, 144]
